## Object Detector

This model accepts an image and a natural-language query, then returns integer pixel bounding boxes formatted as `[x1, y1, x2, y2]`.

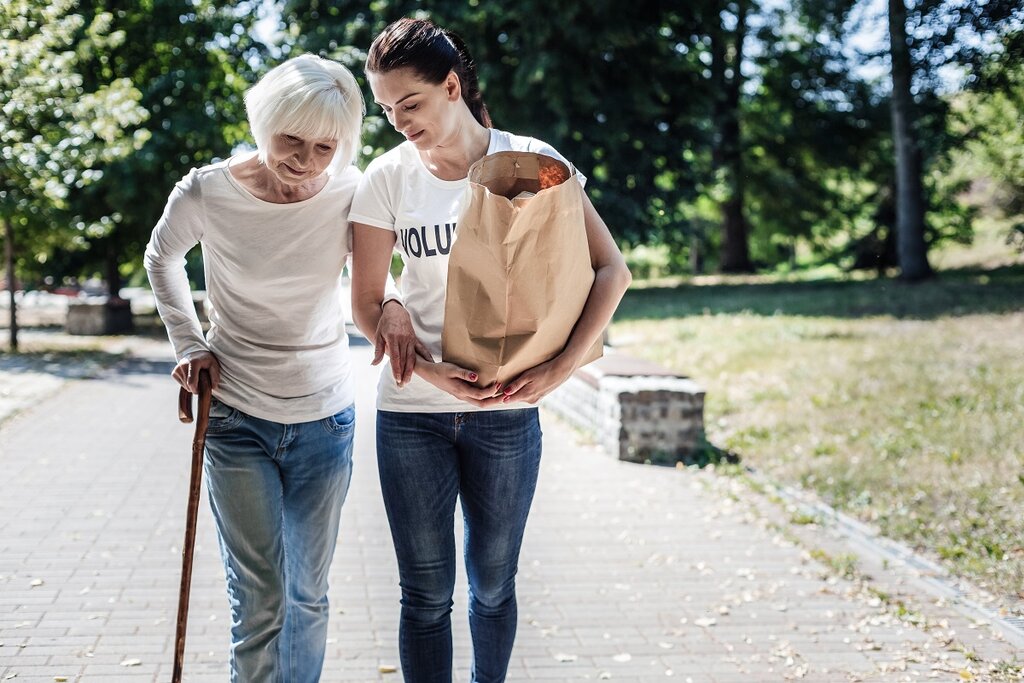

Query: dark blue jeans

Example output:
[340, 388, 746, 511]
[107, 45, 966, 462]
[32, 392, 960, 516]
[376, 408, 543, 683]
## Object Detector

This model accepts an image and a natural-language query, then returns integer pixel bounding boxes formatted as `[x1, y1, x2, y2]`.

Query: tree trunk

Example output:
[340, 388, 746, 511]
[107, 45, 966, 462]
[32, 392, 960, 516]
[690, 233, 704, 275]
[3, 218, 18, 351]
[888, 0, 933, 281]
[714, 0, 753, 273]
[105, 245, 121, 300]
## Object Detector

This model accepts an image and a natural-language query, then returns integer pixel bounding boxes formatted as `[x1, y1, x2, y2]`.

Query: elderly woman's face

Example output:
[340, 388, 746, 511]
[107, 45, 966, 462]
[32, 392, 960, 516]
[266, 133, 337, 185]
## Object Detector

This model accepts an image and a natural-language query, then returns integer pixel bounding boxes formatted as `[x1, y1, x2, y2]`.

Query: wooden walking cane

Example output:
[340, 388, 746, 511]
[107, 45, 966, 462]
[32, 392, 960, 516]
[172, 369, 212, 683]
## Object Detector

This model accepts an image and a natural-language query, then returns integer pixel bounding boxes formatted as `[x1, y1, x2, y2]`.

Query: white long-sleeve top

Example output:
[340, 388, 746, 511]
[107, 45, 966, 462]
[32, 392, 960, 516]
[144, 154, 360, 424]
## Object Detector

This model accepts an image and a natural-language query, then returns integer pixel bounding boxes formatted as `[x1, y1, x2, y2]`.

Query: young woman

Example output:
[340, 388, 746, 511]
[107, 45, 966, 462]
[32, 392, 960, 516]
[350, 18, 632, 683]
[145, 54, 416, 682]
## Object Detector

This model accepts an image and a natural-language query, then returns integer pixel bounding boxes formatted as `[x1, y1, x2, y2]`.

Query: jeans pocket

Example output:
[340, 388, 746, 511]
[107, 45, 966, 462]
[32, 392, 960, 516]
[320, 403, 355, 436]
[206, 398, 243, 434]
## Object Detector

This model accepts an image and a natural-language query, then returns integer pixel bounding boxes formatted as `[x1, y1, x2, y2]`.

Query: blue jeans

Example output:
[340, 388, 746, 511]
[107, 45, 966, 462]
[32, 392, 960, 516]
[203, 399, 355, 683]
[377, 408, 543, 683]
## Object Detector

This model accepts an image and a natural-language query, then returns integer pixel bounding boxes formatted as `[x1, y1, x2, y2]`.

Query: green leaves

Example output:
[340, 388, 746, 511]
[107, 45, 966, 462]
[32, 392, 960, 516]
[54, 0, 268, 290]
[284, 0, 717, 249]
[1, 0, 147, 244]
[5, 0, 1021, 287]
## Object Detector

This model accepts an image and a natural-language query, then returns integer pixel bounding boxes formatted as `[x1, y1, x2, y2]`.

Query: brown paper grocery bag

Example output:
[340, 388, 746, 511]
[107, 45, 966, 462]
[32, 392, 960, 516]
[442, 151, 602, 387]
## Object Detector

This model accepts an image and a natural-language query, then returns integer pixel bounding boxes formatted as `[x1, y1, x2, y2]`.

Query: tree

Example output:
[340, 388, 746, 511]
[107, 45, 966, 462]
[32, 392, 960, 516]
[877, 0, 1022, 279]
[887, 0, 933, 280]
[278, 1, 1023, 277]
[952, 30, 1024, 251]
[753, 0, 1017, 275]
[0, 0, 147, 350]
[743, 1, 892, 270]
[282, 1, 716, 253]
[64, 0, 267, 296]
[711, 0, 754, 273]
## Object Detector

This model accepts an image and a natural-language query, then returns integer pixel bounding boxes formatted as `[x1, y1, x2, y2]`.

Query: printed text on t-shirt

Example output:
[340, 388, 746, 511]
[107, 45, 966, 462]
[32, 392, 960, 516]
[398, 223, 455, 258]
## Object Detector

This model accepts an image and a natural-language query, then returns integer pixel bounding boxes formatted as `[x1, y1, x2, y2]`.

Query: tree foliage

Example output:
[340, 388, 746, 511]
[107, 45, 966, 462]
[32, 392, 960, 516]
[0, 0, 148, 266]
[0, 0, 148, 348]
[5, 0, 1024, 293]
[59, 0, 269, 294]
[744, 3, 889, 267]
[954, 32, 1024, 249]
[283, 0, 717, 251]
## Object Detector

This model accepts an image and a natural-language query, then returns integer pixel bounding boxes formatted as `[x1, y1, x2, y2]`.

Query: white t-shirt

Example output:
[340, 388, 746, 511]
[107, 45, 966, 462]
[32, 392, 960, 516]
[349, 128, 586, 413]
[144, 154, 360, 423]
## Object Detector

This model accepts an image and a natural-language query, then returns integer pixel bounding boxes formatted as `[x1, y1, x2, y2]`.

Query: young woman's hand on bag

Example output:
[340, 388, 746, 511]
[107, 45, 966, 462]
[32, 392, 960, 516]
[499, 354, 577, 405]
[415, 360, 503, 408]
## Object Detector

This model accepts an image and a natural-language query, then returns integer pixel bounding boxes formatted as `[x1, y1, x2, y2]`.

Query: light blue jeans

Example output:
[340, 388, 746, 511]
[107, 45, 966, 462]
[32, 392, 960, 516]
[203, 398, 355, 683]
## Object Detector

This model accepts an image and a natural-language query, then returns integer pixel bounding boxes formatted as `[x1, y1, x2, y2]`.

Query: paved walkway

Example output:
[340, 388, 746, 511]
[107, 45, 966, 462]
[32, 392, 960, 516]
[0, 335, 1020, 682]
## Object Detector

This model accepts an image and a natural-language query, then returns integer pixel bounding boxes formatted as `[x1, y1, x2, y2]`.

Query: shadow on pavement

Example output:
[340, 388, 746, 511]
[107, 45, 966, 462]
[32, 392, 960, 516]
[107, 358, 178, 377]
[0, 349, 126, 380]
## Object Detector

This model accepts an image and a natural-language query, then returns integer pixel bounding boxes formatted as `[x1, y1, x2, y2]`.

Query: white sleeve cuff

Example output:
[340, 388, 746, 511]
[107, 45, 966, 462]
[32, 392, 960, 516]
[382, 273, 403, 308]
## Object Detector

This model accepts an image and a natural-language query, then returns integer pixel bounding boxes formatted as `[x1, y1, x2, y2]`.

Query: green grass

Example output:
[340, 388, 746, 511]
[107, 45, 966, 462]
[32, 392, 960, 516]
[617, 263, 1024, 321]
[610, 260, 1024, 603]
[809, 548, 859, 580]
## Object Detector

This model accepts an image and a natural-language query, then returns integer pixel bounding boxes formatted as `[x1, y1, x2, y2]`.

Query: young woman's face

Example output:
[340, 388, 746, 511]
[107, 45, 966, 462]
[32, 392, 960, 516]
[265, 133, 337, 185]
[368, 67, 460, 150]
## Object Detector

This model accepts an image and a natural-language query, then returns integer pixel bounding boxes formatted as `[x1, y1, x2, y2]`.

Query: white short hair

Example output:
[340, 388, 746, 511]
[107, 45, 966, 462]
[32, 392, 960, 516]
[245, 54, 365, 169]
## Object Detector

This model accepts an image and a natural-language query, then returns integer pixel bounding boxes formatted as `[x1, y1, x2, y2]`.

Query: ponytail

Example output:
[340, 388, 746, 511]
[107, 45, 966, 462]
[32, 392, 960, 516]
[441, 29, 492, 128]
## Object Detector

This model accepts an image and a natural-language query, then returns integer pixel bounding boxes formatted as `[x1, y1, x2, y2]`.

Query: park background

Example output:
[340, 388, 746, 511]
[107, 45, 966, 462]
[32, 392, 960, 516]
[1, 0, 1022, 651]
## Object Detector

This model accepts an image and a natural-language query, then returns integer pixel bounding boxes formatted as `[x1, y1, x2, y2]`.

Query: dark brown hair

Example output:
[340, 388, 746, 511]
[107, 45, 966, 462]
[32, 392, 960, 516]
[366, 18, 492, 128]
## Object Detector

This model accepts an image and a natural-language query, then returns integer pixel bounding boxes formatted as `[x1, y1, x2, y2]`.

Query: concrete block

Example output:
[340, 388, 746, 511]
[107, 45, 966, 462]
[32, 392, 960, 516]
[545, 353, 706, 464]
[65, 299, 133, 335]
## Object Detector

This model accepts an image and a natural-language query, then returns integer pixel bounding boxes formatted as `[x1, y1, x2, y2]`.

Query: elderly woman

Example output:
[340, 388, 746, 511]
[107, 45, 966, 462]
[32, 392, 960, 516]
[144, 54, 412, 682]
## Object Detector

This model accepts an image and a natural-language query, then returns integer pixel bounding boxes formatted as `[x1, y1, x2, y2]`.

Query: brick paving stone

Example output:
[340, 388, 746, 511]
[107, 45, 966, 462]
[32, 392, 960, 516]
[1, 339, 1022, 682]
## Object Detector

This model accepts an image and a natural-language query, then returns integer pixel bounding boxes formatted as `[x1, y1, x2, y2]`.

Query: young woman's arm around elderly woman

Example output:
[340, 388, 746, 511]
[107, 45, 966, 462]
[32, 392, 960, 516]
[349, 17, 631, 682]
[144, 54, 416, 682]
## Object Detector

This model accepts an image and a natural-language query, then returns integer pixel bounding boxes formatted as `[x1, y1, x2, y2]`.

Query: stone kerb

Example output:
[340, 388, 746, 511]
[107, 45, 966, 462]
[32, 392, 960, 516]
[545, 353, 706, 464]
[65, 297, 134, 335]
